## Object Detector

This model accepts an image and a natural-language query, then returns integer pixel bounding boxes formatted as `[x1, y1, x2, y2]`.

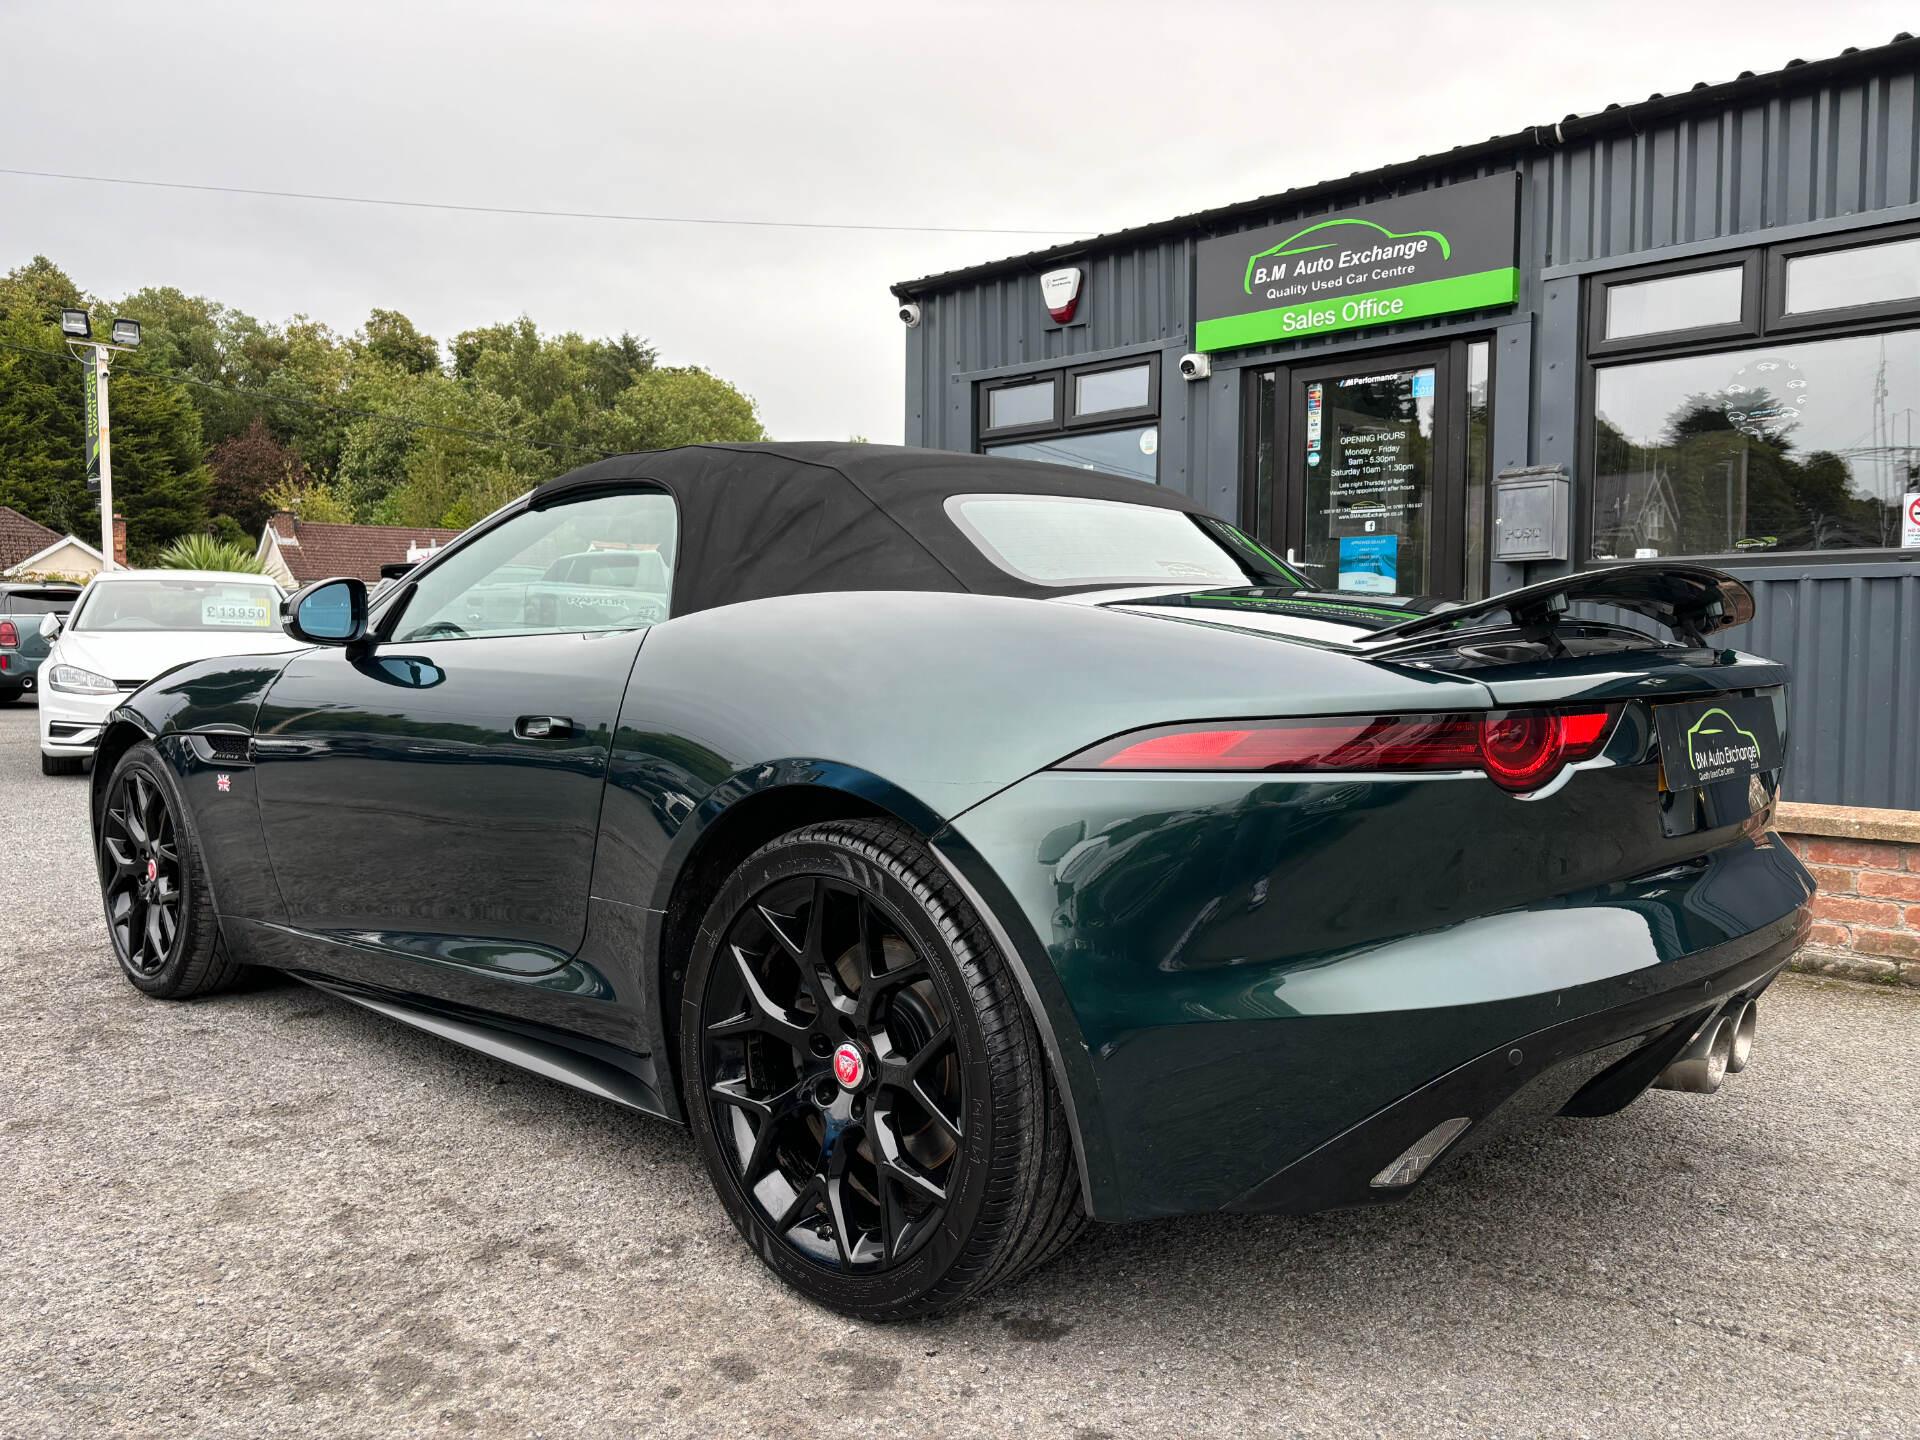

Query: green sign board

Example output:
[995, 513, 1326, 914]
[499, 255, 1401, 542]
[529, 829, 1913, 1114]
[1193, 174, 1520, 352]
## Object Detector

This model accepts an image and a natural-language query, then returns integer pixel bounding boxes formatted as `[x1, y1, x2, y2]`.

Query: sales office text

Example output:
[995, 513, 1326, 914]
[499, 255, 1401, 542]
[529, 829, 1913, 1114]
[1276, 294, 1409, 333]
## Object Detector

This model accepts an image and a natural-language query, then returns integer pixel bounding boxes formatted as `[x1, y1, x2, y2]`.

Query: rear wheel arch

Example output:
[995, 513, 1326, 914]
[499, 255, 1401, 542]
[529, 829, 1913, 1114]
[650, 772, 1104, 1221]
[656, 781, 899, 1106]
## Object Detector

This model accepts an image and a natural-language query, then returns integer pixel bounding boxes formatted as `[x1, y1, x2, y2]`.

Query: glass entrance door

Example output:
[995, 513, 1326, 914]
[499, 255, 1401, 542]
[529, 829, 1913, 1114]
[1292, 350, 1453, 597]
[1301, 361, 1441, 595]
[1250, 343, 1490, 600]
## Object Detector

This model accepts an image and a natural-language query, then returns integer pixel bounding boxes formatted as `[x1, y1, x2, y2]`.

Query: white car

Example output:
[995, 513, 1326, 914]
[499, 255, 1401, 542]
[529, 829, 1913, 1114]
[38, 569, 301, 776]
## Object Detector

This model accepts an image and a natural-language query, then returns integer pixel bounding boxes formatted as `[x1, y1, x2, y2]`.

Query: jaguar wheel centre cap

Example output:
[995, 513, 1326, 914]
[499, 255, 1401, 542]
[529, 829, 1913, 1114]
[145, 858, 158, 883]
[833, 1043, 865, 1090]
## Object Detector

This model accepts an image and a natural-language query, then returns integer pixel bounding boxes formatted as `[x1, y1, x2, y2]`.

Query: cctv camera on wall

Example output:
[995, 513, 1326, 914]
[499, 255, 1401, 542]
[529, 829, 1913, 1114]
[898, 301, 923, 328]
[1178, 353, 1211, 380]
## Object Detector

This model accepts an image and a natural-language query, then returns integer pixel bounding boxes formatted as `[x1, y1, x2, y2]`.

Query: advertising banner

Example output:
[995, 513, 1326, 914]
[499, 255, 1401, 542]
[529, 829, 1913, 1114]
[82, 357, 100, 489]
[1194, 174, 1520, 351]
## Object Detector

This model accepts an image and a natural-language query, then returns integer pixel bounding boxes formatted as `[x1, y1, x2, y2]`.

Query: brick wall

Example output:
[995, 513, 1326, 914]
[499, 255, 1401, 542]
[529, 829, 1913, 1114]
[1777, 803, 1920, 988]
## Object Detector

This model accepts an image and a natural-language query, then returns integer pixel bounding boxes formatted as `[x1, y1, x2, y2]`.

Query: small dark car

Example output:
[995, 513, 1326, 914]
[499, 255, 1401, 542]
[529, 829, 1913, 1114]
[0, 581, 81, 703]
[87, 443, 1811, 1318]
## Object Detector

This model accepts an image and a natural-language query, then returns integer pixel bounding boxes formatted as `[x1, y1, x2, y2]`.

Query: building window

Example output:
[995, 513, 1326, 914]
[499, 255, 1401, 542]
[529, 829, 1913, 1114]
[1588, 223, 1920, 564]
[1072, 361, 1153, 420]
[978, 353, 1161, 483]
[1591, 327, 1920, 560]
[1779, 233, 1920, 320]
[984, 377, 1060, 434]
[1604, 266, 1746, 341]
[1588, 254, 1761, 356]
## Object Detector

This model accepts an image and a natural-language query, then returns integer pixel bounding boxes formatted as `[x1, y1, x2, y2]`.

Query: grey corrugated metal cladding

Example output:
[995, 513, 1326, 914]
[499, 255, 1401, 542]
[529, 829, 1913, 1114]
[903, 39, 1920, 378]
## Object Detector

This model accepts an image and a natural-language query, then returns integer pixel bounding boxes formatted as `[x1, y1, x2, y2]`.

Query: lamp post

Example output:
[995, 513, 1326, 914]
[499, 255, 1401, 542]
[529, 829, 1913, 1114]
[60, 310, 141, 569]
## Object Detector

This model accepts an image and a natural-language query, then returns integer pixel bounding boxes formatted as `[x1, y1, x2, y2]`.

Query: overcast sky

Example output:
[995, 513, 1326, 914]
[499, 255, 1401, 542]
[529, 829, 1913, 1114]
[2, 0, 1914, 445]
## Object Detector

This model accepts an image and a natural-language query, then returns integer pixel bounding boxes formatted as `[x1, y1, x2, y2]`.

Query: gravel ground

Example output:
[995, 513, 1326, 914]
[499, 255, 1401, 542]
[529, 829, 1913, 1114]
[2, 701, 1916, 1438]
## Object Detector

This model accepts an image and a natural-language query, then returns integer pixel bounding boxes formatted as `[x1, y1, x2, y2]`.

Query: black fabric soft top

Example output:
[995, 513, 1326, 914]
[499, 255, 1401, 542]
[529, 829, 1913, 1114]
[527, 441, 1213, 617]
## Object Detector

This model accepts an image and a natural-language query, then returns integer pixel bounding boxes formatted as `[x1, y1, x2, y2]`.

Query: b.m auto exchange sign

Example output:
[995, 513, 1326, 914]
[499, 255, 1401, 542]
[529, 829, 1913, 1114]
[1194, 174, 1520, 351]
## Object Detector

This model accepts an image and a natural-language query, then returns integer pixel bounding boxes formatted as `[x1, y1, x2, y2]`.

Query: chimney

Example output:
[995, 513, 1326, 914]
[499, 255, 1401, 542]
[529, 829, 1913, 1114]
[111, 513, 127, 568]
[269, 509, 300, 543]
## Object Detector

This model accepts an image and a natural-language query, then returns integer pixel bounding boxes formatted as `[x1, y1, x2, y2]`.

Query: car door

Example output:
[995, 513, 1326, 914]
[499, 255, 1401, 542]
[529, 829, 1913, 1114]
[251, 485, 678, 982]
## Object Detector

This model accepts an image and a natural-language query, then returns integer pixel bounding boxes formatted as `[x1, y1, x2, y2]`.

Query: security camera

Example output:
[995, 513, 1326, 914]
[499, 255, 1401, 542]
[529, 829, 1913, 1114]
[1178, 353, 1211, 381]
[898, 301, 922, 328]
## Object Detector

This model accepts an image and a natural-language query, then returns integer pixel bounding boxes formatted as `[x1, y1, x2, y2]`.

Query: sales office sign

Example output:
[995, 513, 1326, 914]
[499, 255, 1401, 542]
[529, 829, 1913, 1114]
[1194, 174, 1520, 352]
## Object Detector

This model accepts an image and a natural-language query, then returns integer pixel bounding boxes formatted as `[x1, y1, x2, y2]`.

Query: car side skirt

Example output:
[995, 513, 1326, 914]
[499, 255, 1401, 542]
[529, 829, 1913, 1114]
[293, 969, 671, 1118]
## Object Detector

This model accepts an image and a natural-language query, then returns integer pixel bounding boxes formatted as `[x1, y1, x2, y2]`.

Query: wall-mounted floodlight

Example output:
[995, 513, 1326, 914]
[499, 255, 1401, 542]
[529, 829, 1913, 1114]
[60, 309, 91, 338]
[109, 318, 141, 348]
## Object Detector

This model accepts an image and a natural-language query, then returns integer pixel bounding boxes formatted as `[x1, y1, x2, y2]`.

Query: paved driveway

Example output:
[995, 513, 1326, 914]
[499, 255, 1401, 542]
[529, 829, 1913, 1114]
[1, 702, 1915, 1438]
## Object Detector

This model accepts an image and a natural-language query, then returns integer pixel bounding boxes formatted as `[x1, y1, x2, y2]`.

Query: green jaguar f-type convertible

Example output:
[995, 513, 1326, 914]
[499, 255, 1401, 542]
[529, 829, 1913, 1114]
[87, 442, 1811, 1319]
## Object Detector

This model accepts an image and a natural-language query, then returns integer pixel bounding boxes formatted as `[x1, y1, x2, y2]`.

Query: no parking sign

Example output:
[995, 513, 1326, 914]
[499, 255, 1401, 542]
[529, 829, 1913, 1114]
[1906, 492, 1920, 549]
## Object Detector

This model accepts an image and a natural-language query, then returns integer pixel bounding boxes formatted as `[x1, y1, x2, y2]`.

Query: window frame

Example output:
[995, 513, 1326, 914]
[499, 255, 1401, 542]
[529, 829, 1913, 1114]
[1064, 353, 1161, 429]
[1584, 251, 1762, 357]
[974, 352, 1164, 481]
[978, 373, 1065, 440]
[1765, 218, 1920, 333]
[1580, 228, 1920, 569]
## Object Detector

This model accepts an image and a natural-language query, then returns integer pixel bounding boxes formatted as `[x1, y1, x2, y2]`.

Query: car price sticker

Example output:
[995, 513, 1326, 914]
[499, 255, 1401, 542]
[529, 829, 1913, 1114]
[203, 595, 275, 628]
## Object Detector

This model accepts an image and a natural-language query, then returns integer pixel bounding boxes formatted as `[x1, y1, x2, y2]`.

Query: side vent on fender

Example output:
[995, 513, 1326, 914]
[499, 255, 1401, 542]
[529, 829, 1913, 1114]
[192, 731, 254, 765]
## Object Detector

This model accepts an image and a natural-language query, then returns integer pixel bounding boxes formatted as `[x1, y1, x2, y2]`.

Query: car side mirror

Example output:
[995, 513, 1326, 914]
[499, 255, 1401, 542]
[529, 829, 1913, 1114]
[38, 612, 62, 640]
[284, 576, 369, 646]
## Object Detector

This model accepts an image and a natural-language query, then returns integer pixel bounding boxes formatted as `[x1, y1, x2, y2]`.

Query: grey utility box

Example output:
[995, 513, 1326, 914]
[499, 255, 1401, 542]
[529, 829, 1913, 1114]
[1491, 465, 1570, 562]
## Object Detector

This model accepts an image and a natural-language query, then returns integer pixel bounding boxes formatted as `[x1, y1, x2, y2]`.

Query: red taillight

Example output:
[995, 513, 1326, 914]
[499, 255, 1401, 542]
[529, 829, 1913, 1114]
[1061, 708, 1618, 793]
[0, 621, 15, 647]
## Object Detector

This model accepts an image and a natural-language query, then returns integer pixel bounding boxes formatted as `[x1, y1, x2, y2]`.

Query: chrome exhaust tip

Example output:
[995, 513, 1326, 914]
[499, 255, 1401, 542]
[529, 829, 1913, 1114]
[1726, 999, 1757, 1073]
[1653, 1013, 1735, 1094]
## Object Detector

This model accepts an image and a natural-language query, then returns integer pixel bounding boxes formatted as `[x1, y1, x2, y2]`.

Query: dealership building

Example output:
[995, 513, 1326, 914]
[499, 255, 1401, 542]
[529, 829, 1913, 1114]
[894, 34, 1920, 828]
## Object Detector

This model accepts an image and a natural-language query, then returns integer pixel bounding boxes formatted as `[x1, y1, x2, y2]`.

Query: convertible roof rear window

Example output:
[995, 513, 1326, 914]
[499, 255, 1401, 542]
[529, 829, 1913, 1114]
[946, 494, 1251, 588]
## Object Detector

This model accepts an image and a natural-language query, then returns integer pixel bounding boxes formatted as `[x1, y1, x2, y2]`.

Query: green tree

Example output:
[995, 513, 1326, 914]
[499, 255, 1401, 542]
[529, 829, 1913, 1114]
[0, 259, 92, 539]
[104, 363, 212, 558]
[604, 366, 766, 451]
[361, 308, 439, 375]
[112, 286, 288, 449]
[0, 257, 209, 554]
[1, 254, 772, 542]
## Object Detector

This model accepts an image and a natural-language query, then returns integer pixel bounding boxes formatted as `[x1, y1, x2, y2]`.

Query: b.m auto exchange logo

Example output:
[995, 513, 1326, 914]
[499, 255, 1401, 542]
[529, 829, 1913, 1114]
[1242, 217, 1451, 294]
[1685, 708, 1762, 782]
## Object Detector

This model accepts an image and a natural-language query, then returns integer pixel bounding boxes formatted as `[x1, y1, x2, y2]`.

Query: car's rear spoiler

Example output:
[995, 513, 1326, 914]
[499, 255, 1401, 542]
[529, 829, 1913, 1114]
[1362, 564, 1756, 648]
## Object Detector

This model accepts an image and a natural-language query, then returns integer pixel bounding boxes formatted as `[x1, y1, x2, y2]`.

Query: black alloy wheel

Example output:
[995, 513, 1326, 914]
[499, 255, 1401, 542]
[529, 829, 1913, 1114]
[702, 872, 964, 1273]
[683, 819, 1086, 1320]
[101, 767, 186, 975]
[98, 743, 246, 999]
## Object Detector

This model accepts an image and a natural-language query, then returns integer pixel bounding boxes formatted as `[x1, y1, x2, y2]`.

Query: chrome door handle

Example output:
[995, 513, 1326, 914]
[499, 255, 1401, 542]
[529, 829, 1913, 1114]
[514, 715, 574, 740]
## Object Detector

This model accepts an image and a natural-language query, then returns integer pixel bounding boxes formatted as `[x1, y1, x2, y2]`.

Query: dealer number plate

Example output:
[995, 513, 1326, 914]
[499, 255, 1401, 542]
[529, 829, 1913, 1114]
[1653, 695, 1782, 791]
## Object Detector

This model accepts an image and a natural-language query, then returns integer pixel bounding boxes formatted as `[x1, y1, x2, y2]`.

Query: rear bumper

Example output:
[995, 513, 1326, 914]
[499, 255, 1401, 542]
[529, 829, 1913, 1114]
[0, 653, 41, 696]
[1226, 904, 1806, 1213]
[948, 768, 1817, 1222]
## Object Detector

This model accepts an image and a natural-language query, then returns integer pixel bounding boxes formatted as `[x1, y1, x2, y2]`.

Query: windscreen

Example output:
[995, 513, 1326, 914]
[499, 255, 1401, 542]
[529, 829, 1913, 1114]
[72, 578, 281, 632]
[945, 494, 1295, 588]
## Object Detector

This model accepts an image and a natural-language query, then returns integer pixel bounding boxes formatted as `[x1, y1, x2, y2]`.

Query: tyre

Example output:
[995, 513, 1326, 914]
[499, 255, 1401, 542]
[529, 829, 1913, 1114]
[42, 751, 85, 776]
[682, 818, 1085, 1320]
[97, 742, 245, 999]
